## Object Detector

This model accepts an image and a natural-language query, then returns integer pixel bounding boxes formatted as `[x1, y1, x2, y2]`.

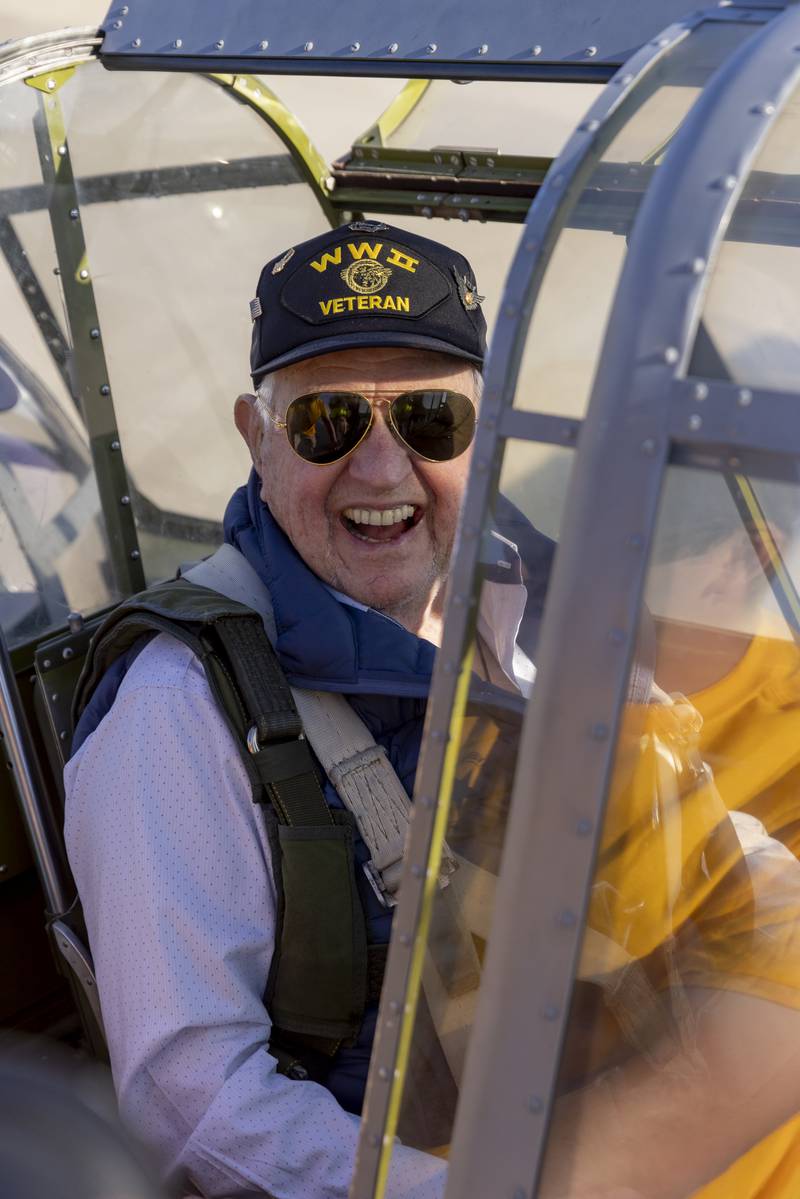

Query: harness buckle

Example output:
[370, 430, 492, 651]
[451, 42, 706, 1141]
[363, 860, 397, 909]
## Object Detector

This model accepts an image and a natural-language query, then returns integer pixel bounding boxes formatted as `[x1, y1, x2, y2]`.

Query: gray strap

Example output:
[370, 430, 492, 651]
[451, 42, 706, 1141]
[183, 546, 455, 898]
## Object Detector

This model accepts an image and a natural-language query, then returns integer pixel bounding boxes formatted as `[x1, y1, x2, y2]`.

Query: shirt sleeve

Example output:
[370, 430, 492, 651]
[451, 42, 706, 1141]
[64, 636, 445, 1199]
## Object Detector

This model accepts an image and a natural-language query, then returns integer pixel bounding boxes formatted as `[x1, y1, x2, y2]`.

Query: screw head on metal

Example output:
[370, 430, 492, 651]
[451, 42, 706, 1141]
[79, 268, 89, 280]
[738, 388, 753, 407]
[121, 494, 131, 505]
[427, 42, 437, 53]
[378, 1067, 389, 1081]
[664, 345, 679, 365]
[532, 44, 542, 56]
[690, 257, 706, 275]
[46, 78, 56, 90]
[43, 659, 52, 669]
[130, 549, 141, 561]
[259, 40, 269, 50]
[110, 439, 121, 451]
[57, 144, 67, 156]
[112, 19, 123, 29]
[751, 102, 775, 116]
[719, 174, 737, 191]
[215, 39, 224, 49]
[582, 118, 600, 132]
[585, 45, 598, 56]
[62, 647, 74, 661]
[694, 381, 709, 401]
[69, 207, 79, 219]
[478, 43, 489, 54]
[100, 383, 110, 395]
[131, 36, 141, 47]
[304, 41, 314, 51]
[688, 414, 702, 431]
[173, 38, 182, 48]
[350, 42, 360, 51]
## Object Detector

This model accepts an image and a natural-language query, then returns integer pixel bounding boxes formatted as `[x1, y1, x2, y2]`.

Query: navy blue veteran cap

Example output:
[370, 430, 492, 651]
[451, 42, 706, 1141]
[249, 221, 486, 380]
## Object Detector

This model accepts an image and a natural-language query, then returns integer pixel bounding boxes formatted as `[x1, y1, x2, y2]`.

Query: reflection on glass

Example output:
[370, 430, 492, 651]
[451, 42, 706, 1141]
[515, 21, 755, 417]
[536, 465, 800, 1199]
[689, 84, 800, 389]
[387, 442, 572, 1166]
[0, 81, 120, 645]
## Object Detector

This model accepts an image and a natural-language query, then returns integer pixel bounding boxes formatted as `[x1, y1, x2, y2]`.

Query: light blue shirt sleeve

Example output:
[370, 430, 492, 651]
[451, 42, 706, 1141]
[64, 634, 445, 1199]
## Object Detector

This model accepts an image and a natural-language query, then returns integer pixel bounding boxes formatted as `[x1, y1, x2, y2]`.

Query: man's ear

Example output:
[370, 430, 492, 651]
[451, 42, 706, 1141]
[234, 393, 262, 469]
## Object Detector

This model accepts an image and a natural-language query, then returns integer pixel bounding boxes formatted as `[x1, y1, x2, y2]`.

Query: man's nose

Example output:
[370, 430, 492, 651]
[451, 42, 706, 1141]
[345, 404, 414, 487]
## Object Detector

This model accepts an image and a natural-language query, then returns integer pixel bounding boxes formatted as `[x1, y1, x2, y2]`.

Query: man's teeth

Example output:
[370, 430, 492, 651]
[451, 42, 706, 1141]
[343, 504, 416, 527]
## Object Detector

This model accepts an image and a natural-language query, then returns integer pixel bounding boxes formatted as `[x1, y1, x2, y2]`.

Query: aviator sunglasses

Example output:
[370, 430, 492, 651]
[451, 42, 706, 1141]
[268, 389, 477, 466]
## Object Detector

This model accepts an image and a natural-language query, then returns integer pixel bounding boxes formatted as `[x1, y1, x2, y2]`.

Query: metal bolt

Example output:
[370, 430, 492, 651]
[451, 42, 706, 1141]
[532, 44, 542, 56]
[69, 207, 79, 219]
[585, 45, 598, 56]
[664, 346, 679, 365]
[215, 39, 224, 49]
[112, 19, 123, 29]
[378, 1067, 389, 1081]
[694, 381, 709, 401]
[657, 36, 670, 47]
[619, 73, 633, 85]
[121, 4, 129, 13]
[349, 41, 360, 51]
[173, 38, 182, 49]
[43, 659, 52, 670]
[458, 208, 469, 221]
[51, 693, 58, 702]
[427, 43, 437, 53]
[62, 647, 74, 661]
[719, 174, 737, 191]
[131, 37, 141, 47]
[478, 43, 489, 55]
[90, 327, 100, 340]
[68, 611, 83, 634]
[486, 157, 495, 168]
[420, 206, 433, 218]
[690, 257, 706, 275]
[120, 495, 131, 506]
[582, 119, 600, 132]
[79, 268, 89, 280]
[46, 79, 56, 90]
[591, 722, 609, 741]
[688, 414, 702, 431]
[130, 549, 141, 561]
[57, 145, 67, 156]
[259, 40, 269, 50]
[751, 102, 775, 116]
[388, 42, 399, 53]
[304, 41, 314, 51]
[738, 388, 753, 407]
[100, 383, 110, 396]
[60, 731, 67, 742]
[641, 438, 656, 455]
[110, 439, 120, 451]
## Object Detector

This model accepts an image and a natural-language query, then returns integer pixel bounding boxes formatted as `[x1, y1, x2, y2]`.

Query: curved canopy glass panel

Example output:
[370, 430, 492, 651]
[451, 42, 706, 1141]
[533, 462, 800, 1198]
[515, 19, 755, 418]
[688, 81, 800, 390]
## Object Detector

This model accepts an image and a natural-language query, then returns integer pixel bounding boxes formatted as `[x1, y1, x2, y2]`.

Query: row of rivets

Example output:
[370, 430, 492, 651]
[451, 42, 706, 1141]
[118, 39, 595, 57]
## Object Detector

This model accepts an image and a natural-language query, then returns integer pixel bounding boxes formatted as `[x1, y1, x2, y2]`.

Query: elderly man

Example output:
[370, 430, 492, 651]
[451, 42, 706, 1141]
[64, 223, 553, 1198]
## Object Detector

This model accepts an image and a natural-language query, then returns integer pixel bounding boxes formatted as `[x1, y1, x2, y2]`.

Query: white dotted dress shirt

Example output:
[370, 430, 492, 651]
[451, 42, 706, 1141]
[64, 574, 533, 1199]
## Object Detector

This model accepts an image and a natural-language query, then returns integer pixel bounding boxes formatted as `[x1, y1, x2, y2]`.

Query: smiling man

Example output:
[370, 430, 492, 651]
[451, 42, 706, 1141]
[64, 223, 553, 1199]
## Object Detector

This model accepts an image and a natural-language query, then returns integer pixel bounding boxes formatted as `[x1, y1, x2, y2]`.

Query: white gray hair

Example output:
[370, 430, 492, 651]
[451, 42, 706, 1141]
[253, 375, 275, 432]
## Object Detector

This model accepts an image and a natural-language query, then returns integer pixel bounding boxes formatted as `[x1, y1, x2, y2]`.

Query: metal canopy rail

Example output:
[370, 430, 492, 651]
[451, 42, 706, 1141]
[100, 0, 721, 80]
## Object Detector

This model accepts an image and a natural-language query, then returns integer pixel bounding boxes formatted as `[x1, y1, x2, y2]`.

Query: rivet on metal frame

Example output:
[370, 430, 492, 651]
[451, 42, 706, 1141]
[478, 43, 489, 54]
[688, 414, 702, 431]
[42, 659, 52, 669]
[130, 550, 141, 561]
[173, 38, 182, 49]
[304, 41, 314, 51]
[215, 40, 225, 49]
[690, 257, 706, 275]
[110, 439, 121, 451]
[69, 207, 79, 220]
[458, 209, 469, 221]
[46, 79, 56, 90]
[663, 346, 680, 365]
[532, 45, 542, 56]
[57, 145, 67, 157]
[68, 611, 84, 634]
[427, 43, 437, 53]
[121, 3, 129, 12]
[350, 42, 360, 52]
[585, 45, 598, 57]
[694, 381, 709, 401]
[259, 40, 269, 50]
[112, 19, 123, 29]
[62, 647, 74, 661]
[131, 37, 141, 47]
[121, 495, 131, 506]
[581, 119, 600, 132]
[79, 268, 89, 280]
[738, 388, 753, 407]
[378, 1067, 390, 1081]
[90, 327, 100, 340]
[100, 383, 111, 396]
[388, 42, 399, 53]
[718, 174, 738, 191]
[420, 206, 433, 218]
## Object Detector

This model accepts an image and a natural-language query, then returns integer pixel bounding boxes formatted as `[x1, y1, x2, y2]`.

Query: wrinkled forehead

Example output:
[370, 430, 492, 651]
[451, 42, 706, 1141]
[267, 347, 482, 407]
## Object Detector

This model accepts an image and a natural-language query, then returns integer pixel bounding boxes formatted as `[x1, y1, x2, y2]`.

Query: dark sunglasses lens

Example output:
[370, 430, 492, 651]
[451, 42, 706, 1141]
[392, 391, 476, 462]
[285, 393, 372, 464]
